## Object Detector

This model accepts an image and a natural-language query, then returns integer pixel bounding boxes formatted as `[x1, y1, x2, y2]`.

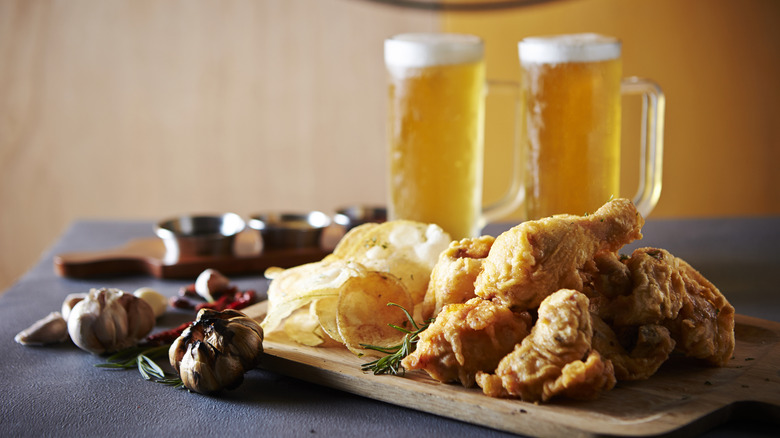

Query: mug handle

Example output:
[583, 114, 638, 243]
[621, 77, 666, 218]
[482, 80, 525, 224]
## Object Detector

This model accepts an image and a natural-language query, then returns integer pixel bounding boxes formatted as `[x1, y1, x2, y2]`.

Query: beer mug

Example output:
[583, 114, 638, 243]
[384, 33, 524, 239]
[518, 33, 665, 219]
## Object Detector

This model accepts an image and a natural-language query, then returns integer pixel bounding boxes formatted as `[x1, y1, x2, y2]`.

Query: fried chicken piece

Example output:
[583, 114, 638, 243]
[587, 247, 735, 367]
[402, 297, 531, 388]
[422, 235, 495, 320]
[588, 249, 684, 326]
[475, 198, 644, 311]
[475, 289, 616, 402]
[591, 315, 675, 381]
[581, 251, 633, 303]
[663, 253, 735, 366]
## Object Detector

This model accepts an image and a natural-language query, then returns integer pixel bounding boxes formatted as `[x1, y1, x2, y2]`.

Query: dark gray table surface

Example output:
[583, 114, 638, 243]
[1, 218, 778, 437]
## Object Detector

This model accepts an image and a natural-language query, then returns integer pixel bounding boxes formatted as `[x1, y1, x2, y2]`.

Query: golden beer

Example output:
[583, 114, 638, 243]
[385, 34, 486, 239]
[519, 34, 623, 219]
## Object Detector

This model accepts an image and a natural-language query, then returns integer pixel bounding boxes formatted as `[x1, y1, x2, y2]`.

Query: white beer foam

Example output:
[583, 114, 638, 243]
[518, 33, 620, 65]
[385, 33, 484, 69]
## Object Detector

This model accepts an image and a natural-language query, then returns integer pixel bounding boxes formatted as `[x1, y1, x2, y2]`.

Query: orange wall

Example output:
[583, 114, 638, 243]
[444, 0, 780, 218]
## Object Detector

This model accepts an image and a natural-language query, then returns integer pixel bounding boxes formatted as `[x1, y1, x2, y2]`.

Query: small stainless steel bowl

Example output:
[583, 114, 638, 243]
[155, 213, 246, 260]
[334, 205, 387, 230]
[249, 211, 332, 250]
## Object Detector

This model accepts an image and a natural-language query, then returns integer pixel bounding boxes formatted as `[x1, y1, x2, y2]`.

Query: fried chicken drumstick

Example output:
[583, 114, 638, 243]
[475, 198, 644, 311]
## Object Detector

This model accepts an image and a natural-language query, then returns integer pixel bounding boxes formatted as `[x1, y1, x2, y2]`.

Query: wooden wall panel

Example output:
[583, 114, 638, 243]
[0, 0, 440, 291]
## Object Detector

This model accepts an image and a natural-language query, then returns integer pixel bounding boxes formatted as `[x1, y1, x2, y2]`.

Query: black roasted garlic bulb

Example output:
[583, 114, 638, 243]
[169, 308, 264, 395]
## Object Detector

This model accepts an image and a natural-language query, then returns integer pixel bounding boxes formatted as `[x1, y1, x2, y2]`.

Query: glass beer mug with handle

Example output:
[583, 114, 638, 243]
[384, 33, 525, 240]
[517, 33, 665, 220]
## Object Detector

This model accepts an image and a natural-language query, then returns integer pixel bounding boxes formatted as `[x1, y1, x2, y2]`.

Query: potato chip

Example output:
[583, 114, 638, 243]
[284, 308, 326, 347]
[336, 271, 414, 356]
[330, 222, 380, 258]
[312, 296, 343, 343]
[283, 306, 341, 348]
[261, 259, 367, 333]
[263, 266, 286, 280]
[263, 219, 452, 356]
[332, 220, 451, 304]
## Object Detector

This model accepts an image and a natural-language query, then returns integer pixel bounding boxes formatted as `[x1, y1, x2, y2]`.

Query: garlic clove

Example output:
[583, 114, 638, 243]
[133, 287, 167, 318]
[15, 312, 69, 345]
[194, 269, 230, 302]
[61, 293, 87, 321]
[120, 292, 155, 340]
[181, 341, 221, 394]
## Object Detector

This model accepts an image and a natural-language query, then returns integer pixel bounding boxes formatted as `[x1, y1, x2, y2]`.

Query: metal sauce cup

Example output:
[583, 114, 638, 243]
[155, 213, 246, 263]
[249, 211, 332, 251]
[334, 206, 387, 230]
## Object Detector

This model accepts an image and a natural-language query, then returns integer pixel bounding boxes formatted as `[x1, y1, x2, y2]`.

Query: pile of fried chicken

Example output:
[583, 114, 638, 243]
[402, 198, 735, 402]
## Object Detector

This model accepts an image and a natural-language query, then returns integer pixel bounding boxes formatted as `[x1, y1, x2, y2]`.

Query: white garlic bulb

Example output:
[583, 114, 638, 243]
[67, 287, 155, 354]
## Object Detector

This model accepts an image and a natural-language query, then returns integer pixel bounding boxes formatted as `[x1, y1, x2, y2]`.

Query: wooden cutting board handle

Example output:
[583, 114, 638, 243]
[54, 237, 331, 279]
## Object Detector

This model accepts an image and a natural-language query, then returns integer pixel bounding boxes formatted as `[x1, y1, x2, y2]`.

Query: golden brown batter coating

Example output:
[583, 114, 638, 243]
[587, 247, 735, 366]
[422, 235, 495, 320]
[663, 254, 735, 366]
[475, 289, 616, 402]
[402, 297, 531, 388]
[590, 315, 676, 381]
[475, 198, 644, 311]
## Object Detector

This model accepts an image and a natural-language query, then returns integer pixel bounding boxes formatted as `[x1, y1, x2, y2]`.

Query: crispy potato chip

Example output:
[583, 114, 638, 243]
[336, 271, 414, 356]
[263, 219, 452, 355]
[264, 266, 286, 280]
[312, 296, 343, 343]
[284, 308, 326, 347]
[330, 222, 380, 258]
[332, 220, 451, 304]
[262, 259, 367, 333]
[283, 306, 341, 348]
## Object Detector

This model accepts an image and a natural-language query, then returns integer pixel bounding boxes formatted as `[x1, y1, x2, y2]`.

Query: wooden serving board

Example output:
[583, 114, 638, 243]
[53, 237, 331, 279]
[247, 302, 780, 437]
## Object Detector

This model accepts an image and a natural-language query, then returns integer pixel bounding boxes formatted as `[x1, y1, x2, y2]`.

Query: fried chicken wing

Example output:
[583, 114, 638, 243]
[402, 297, 531, 388]
[422, 235, 495, 320]
[587, 247, 735, 367]
[475, 198, 644, 311]
[475, 289, 616, 402]
[664, 254, 735, 366]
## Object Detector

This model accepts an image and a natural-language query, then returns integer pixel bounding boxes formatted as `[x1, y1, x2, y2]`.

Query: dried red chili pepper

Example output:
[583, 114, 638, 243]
[170, 296, 195, 310]
[226, 290, 257, 311]
[195, 294, 234, 312]
[143, 322, 191, 347]
[178, 283, 198, 297]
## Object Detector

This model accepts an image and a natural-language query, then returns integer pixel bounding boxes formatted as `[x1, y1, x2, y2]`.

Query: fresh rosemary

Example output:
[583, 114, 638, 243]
[96, 344, 184, 389]
[360, 303, 432, 376]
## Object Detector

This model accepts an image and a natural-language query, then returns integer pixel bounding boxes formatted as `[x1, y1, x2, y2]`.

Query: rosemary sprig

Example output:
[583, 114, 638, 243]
[360, 303, 432, 376]
[97, 343, 184, 389]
